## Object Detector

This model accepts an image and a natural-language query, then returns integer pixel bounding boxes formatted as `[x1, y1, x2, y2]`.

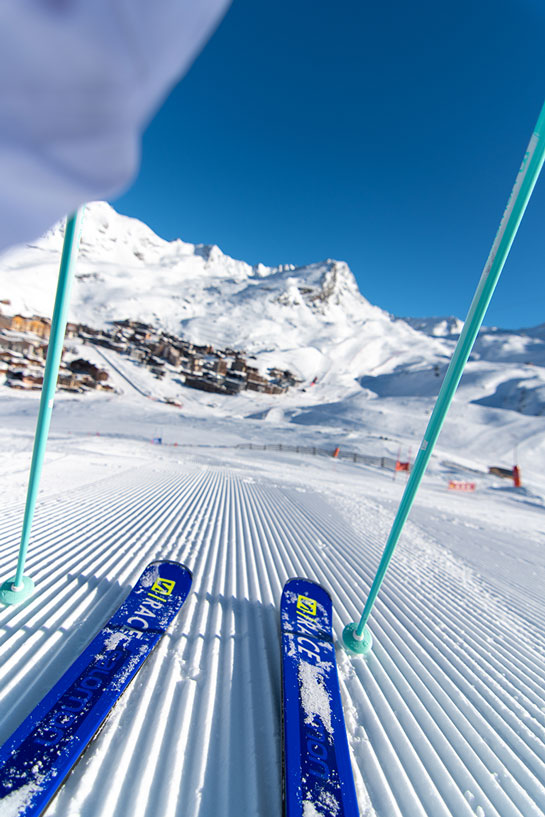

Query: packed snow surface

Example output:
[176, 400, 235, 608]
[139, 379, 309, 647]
[0, 374, 544, 817]
[0, 203, 544, 816]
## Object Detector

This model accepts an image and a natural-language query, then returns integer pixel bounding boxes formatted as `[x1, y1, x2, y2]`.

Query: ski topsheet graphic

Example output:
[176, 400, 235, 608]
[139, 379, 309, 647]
[281, 578, 359, 817]
[0, 560, 192, 817]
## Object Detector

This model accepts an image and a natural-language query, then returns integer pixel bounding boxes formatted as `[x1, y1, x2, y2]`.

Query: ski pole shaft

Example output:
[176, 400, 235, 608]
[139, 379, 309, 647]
[13, 208, 85, 589]
[344, 101, 545, 652]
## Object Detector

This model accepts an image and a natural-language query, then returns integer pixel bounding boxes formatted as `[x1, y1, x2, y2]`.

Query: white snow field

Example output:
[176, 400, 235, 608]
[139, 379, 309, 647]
[0, 383, 544, 817]
[0, 203, 544, 816]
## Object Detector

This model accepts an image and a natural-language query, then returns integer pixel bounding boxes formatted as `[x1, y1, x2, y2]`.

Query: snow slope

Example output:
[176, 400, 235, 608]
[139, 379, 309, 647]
[0, 386, 544, 817]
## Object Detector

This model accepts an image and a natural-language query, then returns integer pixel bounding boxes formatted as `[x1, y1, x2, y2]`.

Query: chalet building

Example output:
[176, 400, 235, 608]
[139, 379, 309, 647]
[232, 358, 246, 373]
[7, 368, 44, 389]
[68, 359, 109, 382]
[184, 374, 241, 396]
[0, 349, 24, 363]
[148, 355, 165, 368]
[489, 466, 514, 479]
[183, 375, 221, 394]
[78, 325, 101, 338]
[247, 380, 268, 393]
[189, 357, 203, 374]
[58, 374, 79, 391]
[113, 319, 153, 336]
[6, 380, 34, 390]
[166, 346, 181, 365]
[223, 376, 244, 394]
[92, 335, 126, 353]
[268, 367, 293, 380]
[247, 371, 268, 386]
[209, 357, 228, 376]
[9, 315, 51, 338]
[0, 331, 48, 358]
[26, 354, 46, 368]
[149, 342, 182, 366]
[130, 349, 148, 363]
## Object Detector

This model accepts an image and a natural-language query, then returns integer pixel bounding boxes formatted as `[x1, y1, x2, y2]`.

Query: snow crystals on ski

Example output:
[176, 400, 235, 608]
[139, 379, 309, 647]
[281, 578, 359, 817]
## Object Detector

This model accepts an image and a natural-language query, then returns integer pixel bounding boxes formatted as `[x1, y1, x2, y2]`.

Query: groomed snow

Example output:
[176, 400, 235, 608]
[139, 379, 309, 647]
[0, 379, 544, 817]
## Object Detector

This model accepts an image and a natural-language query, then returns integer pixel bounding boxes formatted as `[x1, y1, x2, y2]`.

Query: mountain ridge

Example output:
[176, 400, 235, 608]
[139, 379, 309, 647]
[1, 201, 544, 415]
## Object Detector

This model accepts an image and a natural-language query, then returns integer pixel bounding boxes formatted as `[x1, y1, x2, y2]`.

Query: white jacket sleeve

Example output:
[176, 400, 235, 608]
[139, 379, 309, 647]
[0, 0, 231, 252]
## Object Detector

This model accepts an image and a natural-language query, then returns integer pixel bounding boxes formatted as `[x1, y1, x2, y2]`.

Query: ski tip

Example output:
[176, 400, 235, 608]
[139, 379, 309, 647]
[145, 559, 193, 580]
[281, 578, 333, 640]
[0, 575, 35, 606]
[342, 622, 373, 656]
[282, 576, 331, 600]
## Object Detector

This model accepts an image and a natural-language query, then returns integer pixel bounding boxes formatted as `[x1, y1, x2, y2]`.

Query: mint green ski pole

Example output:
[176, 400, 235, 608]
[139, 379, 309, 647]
[343, 102, 545, 655]
[0, 208, 85, 606]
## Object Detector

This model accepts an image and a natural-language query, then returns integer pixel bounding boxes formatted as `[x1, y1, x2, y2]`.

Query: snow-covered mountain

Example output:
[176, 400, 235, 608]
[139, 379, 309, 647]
[1, 201, 545, 415]
[0, 202, 450, 386]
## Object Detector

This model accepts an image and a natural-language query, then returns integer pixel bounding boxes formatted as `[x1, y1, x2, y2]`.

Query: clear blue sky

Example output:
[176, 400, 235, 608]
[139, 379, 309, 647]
[113, 0, 545, 330]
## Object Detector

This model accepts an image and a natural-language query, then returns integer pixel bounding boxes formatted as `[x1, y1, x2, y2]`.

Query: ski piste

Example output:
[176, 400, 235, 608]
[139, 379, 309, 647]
[281, 578, 359, 817]
[0, 560, 192, 817]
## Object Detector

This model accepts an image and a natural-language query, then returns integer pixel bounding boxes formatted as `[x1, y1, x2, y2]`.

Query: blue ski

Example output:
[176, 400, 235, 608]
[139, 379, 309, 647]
[0, 560, 192, 816]
[281, 578, 359, 816]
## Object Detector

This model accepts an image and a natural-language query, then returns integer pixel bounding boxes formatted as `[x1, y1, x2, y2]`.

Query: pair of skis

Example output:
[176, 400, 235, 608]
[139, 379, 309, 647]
[0, 562, 358, 816]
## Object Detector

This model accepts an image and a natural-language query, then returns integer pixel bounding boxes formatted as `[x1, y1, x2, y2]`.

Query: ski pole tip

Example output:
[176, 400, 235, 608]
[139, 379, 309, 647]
[0, 575, 35, 606]
[342, 622, 373, 656]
